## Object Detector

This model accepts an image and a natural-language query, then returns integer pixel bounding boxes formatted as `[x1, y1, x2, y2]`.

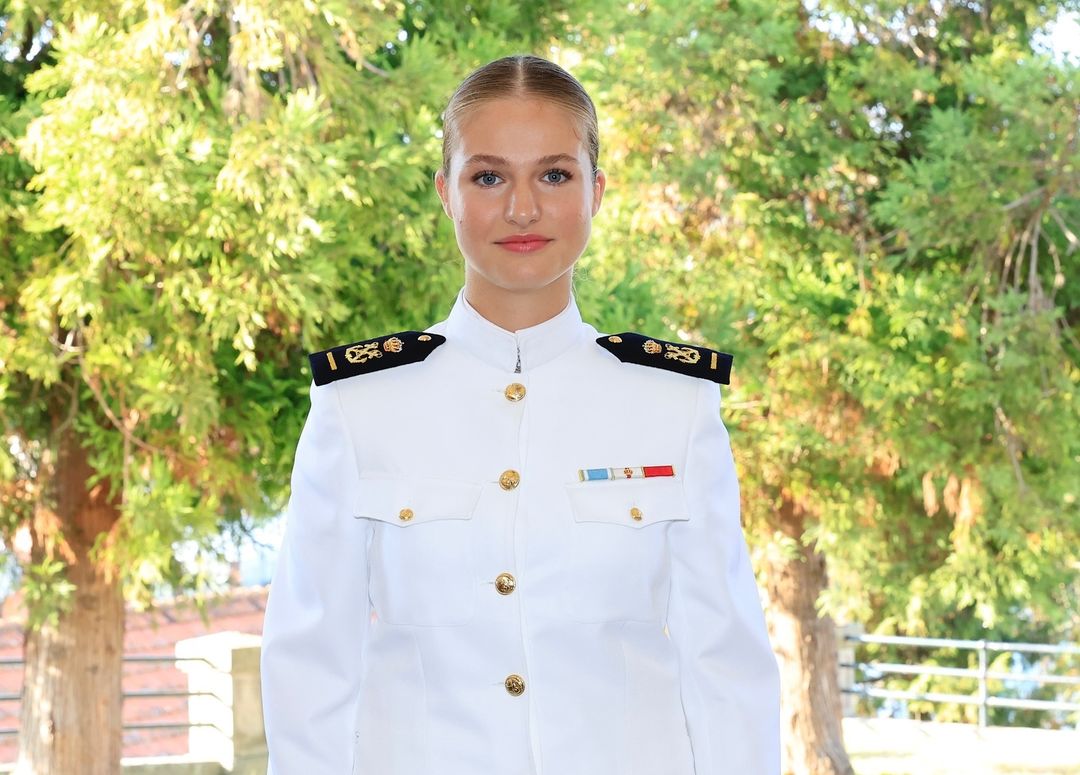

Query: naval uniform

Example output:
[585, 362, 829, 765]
[260, 289, 781, 775]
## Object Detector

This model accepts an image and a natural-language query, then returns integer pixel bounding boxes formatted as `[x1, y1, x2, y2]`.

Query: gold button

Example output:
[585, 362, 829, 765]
[495, 572, 516, 595]
[504, 674, 525, 696]
[504, 383, 526, 402]
[630, 507, 643, 521]
[499, 470, 520, 490]
[399, 508, 414, 521]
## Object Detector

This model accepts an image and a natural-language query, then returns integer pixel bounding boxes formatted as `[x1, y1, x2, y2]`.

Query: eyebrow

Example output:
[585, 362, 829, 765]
[463, 153, 580, 167]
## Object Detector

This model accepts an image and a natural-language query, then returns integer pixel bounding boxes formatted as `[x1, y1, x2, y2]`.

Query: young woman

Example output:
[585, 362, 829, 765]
[261, 54, 780, 775]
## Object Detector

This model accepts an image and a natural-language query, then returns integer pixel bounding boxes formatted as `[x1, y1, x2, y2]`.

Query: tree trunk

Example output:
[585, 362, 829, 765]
[17, 421, 124, 775]
[764, 497, 853, 775]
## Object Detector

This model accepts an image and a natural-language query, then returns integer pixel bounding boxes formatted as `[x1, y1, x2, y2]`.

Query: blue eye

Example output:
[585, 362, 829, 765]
[474, 171, 501, 186]
[543, 169, 573, 184]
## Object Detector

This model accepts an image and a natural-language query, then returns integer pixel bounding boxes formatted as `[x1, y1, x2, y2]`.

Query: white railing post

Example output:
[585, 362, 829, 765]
[977, 640, 989, 727]
[838, 622, 864, 717]
[176, 631, 266, 773]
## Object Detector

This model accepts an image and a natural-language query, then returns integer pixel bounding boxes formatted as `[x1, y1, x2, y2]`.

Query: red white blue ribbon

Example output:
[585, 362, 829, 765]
[578, 465, 675, 482]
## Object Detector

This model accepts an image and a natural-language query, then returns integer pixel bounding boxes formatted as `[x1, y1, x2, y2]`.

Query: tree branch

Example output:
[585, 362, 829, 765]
[80, 370, 170, 459]
[1002, 187, 1044, 211]
[361, 59, 389, 78]
[993, 404, 1027, 494]
[1048, 207, 1078, 255]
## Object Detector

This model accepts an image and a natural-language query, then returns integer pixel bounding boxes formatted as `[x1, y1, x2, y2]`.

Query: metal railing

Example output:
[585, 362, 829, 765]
[842, 631, 1080, 727]
[0, 654, 226, 739]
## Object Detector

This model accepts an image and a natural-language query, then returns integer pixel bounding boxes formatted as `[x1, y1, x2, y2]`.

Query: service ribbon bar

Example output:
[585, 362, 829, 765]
[577, 465, 676, 482]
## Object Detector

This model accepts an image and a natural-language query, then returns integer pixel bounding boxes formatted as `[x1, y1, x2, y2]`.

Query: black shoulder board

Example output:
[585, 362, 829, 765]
[309, 331, 446, 386]
[596, 332, 733, 385]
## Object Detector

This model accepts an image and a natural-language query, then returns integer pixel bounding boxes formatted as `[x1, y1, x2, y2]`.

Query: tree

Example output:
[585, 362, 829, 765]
[0, 1, 583, 771]
[572, 1, 1080, 771]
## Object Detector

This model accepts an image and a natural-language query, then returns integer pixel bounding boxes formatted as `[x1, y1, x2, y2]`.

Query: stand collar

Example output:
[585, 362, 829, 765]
[443, 288, 588, 373]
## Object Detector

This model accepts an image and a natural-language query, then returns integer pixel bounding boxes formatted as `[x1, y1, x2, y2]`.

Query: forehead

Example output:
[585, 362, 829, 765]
[452, 97, 585, 163]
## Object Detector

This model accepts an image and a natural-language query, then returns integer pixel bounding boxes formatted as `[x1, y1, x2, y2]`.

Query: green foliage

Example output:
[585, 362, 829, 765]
[20, 557, 75, 629]
[0, 0, 592, 614]
[569, 0, 1080, 698]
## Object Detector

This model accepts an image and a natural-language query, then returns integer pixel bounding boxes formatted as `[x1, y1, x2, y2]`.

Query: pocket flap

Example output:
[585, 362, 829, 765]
[354, 477, 482, 526]
[564, 478, 690, 528]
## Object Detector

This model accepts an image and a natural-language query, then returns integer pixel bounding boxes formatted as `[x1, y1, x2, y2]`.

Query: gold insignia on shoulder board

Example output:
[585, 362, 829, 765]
[383, 337, 404, 353]
[608, 335, 623, 343]
[418, 334, 432, 342]
[643, 339, 662, 355]
[664, 344, 700, 364]
[345, 342, 382, 364]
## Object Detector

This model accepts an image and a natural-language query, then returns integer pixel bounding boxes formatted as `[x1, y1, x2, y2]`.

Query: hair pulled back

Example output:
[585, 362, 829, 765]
[440, 55, 599, 180]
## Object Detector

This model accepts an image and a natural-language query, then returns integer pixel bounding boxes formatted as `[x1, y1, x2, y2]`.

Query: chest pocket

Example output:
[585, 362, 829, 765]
[355, 476, 482, 626]
[561, 478, 690, 623]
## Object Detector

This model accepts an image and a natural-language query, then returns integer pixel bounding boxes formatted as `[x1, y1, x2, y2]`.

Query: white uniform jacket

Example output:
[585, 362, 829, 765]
[261, 290, 781, 775]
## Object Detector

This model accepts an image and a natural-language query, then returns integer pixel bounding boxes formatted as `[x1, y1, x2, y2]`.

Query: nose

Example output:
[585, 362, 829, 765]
[504, 178, 539, 226]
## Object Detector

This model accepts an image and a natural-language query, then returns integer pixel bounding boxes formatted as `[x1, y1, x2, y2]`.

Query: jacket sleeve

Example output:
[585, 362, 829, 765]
[261, 380, 372, 775]
[666, 378, 781, 774]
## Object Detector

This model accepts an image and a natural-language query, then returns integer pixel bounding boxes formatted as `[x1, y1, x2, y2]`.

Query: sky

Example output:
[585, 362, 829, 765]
[1034, 9, 1080, 63]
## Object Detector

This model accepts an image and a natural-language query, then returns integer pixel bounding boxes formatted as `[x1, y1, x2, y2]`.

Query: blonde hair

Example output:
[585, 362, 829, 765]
[440, 54, 599, 180]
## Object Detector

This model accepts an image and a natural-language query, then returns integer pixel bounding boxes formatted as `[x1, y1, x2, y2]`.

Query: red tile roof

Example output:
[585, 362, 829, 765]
[0, 585, 267, 763]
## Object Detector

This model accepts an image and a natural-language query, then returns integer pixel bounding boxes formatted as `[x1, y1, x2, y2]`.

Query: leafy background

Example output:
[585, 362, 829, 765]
[1, 0, 1077, 743]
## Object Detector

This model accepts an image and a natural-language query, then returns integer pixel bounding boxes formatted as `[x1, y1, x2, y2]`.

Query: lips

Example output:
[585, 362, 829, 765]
[496, 234, 552, 245]
[495, 234, 553, 254]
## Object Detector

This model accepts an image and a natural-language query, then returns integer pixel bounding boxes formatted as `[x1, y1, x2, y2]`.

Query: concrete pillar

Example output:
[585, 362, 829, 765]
[176, 632, 266, 774]
[837, 622, 864, 717]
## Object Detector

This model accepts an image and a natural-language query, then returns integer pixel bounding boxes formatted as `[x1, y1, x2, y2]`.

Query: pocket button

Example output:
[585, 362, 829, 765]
[495, 572, 516, 595]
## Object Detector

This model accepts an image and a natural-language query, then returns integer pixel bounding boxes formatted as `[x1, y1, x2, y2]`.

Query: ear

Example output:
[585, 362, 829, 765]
[434, 168, 453, 219]
[591, 168, 607, 217]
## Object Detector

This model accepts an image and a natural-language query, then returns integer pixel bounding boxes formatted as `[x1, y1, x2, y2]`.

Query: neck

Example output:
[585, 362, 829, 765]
[463, 275, 572, 332]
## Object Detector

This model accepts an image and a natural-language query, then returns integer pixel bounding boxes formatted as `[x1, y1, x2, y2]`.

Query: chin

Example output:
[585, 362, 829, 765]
[474, 259, 575, 293]
[497, 265, 575, 291]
